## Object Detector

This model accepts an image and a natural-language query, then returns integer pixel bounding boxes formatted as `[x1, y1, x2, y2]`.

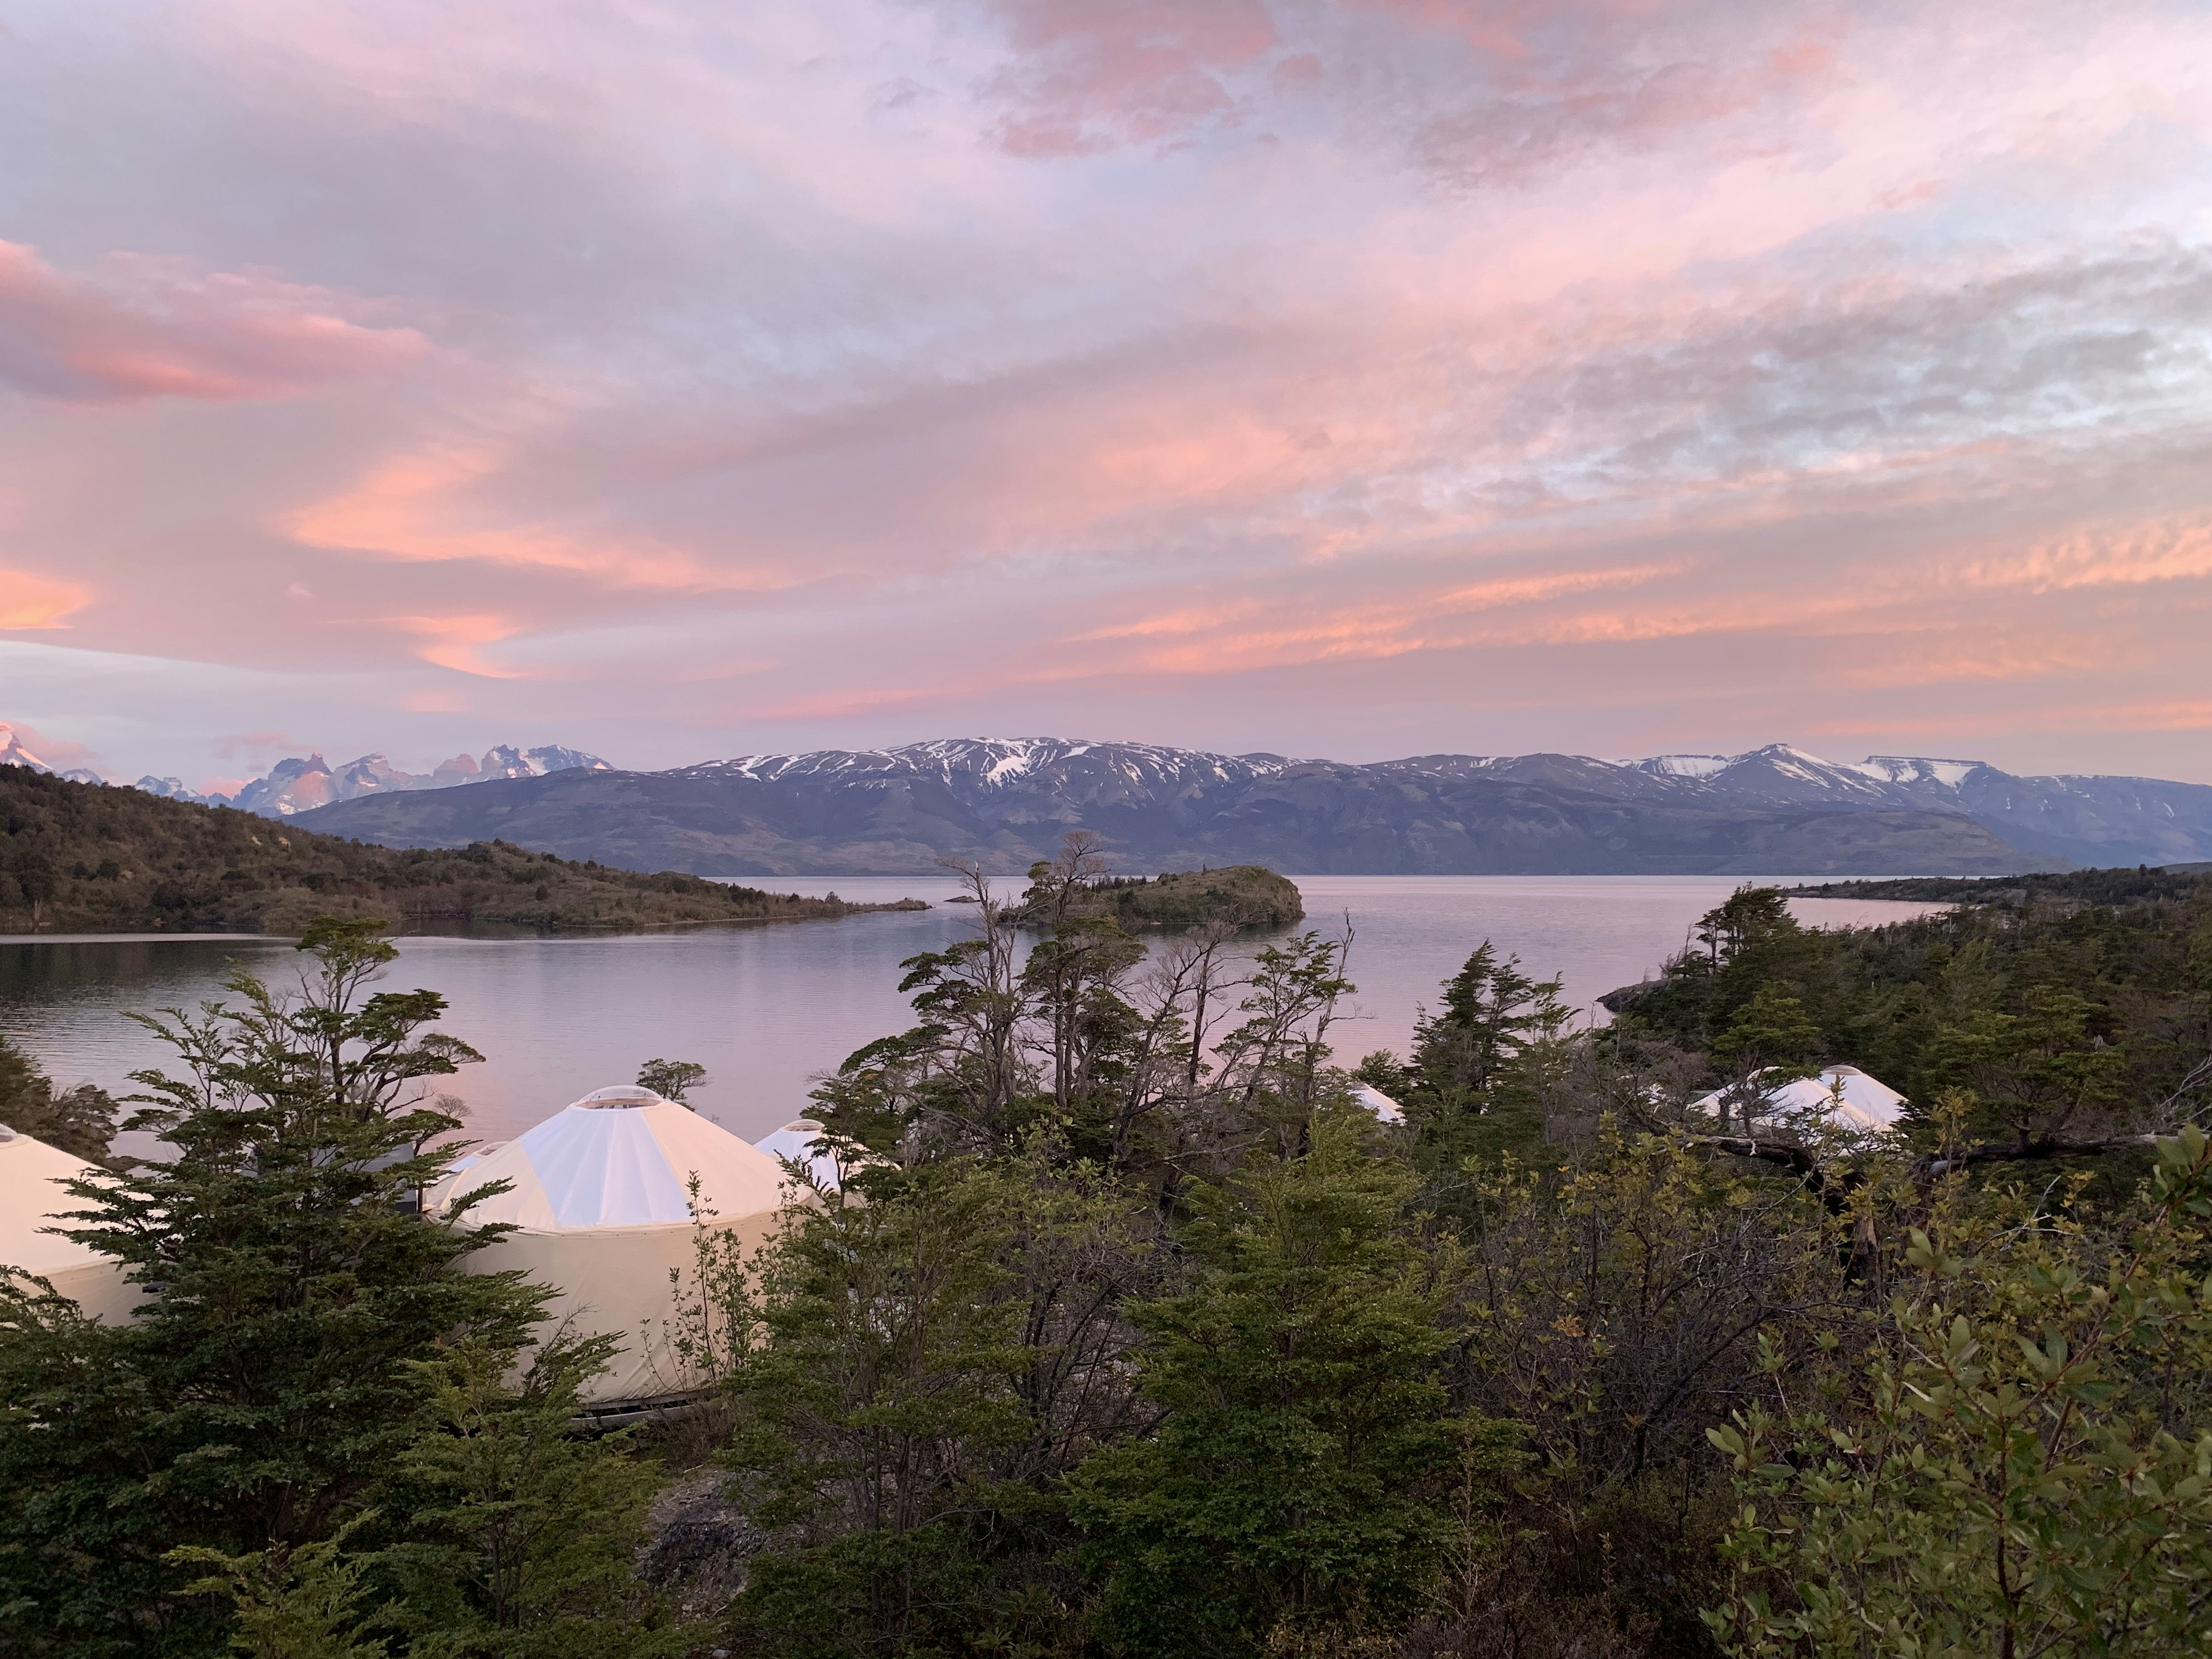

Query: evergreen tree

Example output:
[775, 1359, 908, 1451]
[0, 919, 548, 1657]
[634, 1058, 707, 1104]
[372, 1336, 681, 1659]
[1401, 942, 1572, 1173]
[1069, 1110, 1507, 1657]
[713, 1138, 1157, 1658]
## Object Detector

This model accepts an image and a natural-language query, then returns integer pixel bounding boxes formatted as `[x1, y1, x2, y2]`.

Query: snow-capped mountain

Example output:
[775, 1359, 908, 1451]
[1, 738, 612, 817]
[679, 736, 1295, 798]
[0, 723, 104, 785]
[0, 723, 48, 771]
[23, 721, 2204, 877]
[287, 735, 2212, 877]
[221, 744, 612, 816]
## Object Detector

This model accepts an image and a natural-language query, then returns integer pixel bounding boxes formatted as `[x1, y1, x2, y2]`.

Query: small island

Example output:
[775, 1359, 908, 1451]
[1006, 863, 1303, 932]
[0, 767, 924, 934]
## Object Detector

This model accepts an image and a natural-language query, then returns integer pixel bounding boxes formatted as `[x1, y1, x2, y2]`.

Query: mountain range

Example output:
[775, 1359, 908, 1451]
[10, 736, 611, 816]
[282, 737, 2212, 877]
[0, 723, 104, 787]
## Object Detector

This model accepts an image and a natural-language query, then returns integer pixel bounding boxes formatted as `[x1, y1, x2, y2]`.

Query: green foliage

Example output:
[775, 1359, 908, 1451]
[810, 862, 1355, 1182]
[1709, 987, 1822, 1071]
[1707, 1128, 2212, 1658]
[169, 1513, 391, 1659]
[1786, 867, 2212, 909]
[1933, 985, 2129, 1148]
[634, 1058, 707, 1103]
[722, 1142, 1154, 1658]
[0, 1031, 119, 1162]
[0, 764, 916, 934]
[1069, 1110, 1504, 1657]
[1005, 858, 1305, 933]
[372, 1336, 681, 1659]
[1612, 877, 2212, 1152]
[11, 856, 2212, 1659]
[1432, 1127, 1848, 1657]
[0, 921, 549, 1657]
[1394, 941, 1573, 1174]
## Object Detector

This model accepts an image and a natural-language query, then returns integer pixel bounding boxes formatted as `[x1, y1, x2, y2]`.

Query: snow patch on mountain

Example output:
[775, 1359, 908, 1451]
[0, 724, 50, 772]
[1632, 754, 1732, 779]
[1851, 756, 1984, 789]
[112, 743, 616, 817]
[685, 737, 1302, 793]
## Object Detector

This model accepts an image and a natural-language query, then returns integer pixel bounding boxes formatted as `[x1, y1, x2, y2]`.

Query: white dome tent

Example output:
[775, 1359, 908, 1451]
[1690, 1064, 1908, 1136]
[0, 1125, 142, 1322]
[1349, 1084, 1405, 1125]
[442, 1086, 802, 1407]
[752, 1118, 846, 1192]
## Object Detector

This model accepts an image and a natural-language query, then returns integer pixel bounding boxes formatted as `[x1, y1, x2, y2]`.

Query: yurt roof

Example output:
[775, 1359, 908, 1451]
[1691, 1065, 1907, 1133]
[754, 1118, 843, 1190]
[422, 1139, 510, 1215]
[0, 1124, 111, 1279]
[1349, 1084, 1405, 1124]
[448, 1086, 793, 1231]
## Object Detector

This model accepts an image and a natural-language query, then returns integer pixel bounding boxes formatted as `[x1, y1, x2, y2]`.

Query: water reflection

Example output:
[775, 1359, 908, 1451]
[2, 876, 1945, 1148]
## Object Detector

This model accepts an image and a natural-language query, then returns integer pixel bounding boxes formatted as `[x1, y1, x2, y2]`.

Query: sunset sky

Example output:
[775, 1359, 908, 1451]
[3, 1, 2210, 790]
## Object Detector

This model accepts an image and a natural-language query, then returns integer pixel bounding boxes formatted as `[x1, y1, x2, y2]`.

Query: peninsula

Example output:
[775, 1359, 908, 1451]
[0, 767, 924, 935]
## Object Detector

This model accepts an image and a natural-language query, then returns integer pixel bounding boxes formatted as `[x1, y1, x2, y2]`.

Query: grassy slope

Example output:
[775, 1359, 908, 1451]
[0, 766, 924, 934]
[1008, 865, 1305, 930]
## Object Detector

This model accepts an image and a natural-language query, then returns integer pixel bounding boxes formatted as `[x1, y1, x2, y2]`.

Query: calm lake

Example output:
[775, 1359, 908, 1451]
[2, 876, 1946, 1151]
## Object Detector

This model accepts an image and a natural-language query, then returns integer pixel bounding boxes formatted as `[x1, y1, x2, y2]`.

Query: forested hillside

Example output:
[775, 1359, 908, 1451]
[1599, 870, 2212, 1155]
[0, 765, 921, 933]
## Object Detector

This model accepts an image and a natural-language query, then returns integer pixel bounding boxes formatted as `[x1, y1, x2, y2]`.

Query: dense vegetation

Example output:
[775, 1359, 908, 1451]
[1605, 873, 2212, 1155]
[0, 765, 922, 934]
[1000, 846, 1304, 931]
[1782, 865, 2212, 906]
[1000, 845, 1300, 938]
[3, 860, 2210, 1658]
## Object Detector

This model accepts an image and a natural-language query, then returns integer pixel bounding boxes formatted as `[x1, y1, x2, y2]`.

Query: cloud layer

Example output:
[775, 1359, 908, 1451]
[2, 0, 2209, 783]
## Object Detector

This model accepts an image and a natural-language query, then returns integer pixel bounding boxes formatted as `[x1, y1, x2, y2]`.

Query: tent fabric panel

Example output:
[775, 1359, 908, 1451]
[646, 1107, 789, 1219]
[526, 1108, 693, 1228]
[459, 1100, 793, 1231]
[36, 1260, 146, 1324]
[1688, 1064, 1908, 1133]
[464, 1214, 785, 1403]
[752, 1120, 843, 1193]
[0, 1133, 109, 1277]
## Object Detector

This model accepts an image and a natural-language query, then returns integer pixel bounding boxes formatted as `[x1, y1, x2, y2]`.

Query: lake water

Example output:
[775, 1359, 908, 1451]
[1, 876, 1946, 1151]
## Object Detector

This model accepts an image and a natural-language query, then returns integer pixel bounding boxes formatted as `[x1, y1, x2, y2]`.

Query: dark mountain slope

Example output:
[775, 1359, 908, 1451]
[0, 765, 921, 933]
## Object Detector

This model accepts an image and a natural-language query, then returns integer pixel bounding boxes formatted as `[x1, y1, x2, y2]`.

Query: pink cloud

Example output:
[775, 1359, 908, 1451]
[978, 0, 1283, 155]
[3, 0, 2210, 786]
[0, 240, 430, 405]
[0, 569, 92, 629]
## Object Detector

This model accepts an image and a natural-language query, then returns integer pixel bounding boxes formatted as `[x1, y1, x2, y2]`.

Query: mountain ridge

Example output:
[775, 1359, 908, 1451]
[287, 736, 2212, 877]
[4, 733, 611, 817]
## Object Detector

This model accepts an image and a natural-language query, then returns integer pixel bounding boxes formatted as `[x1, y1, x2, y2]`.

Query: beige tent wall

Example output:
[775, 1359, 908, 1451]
[2, 1130, 147, 1325]
[464, 1210, 786, 1403]
[2, 1259, 145, 1324]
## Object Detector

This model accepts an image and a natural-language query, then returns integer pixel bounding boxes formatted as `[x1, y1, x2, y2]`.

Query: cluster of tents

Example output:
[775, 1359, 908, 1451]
[3, 1065, 1906, 1409]
[1, 1090, 842, 1407]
